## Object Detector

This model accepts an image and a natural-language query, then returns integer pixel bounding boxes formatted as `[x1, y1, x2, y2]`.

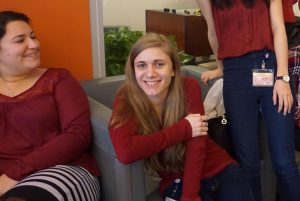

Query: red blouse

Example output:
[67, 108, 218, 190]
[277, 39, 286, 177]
[212, 0, 274, 59]
[109, 77, 234, 201]
[0, 68, 100, 180]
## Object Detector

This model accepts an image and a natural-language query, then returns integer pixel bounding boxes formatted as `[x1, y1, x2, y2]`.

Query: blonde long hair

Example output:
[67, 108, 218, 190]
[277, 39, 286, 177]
[110, 33, 187, 172]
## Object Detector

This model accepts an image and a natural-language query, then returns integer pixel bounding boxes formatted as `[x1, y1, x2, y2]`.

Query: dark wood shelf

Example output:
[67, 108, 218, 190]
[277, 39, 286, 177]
[146, 10, 213, 57]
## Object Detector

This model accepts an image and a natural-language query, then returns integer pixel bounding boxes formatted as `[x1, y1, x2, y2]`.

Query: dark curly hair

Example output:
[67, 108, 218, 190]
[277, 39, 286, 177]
[0, 11, 30, 40]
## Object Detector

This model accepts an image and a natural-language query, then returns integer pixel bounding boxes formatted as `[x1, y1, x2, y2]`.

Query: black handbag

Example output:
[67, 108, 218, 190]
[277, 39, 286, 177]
[207, 114, 234, 157]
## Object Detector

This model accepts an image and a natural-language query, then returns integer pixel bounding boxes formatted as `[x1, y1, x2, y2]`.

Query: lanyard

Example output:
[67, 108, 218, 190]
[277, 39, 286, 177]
[261, 52, 269, 69]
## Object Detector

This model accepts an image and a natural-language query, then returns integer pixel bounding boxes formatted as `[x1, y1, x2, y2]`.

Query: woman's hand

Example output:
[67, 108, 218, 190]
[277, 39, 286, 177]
[0, 174, 18, 196]
[201, 67, 223, 85]
[185, 114, 208, 137]
[273, 80, 293, 115]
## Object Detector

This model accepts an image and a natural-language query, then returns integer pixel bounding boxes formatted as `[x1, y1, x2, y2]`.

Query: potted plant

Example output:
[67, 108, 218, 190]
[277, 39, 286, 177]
[104, 27, 144, 76]
[167, 35, 196, 66]
[104, 28, 195, 76]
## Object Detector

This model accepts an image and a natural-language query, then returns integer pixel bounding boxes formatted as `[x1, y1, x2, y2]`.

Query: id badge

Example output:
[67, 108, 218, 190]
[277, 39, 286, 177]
[252, 69, 274, 87]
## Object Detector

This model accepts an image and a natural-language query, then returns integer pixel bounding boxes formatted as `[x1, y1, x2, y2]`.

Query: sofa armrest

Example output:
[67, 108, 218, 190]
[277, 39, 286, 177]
[82, 75, 125, 109]
[88, 97, 146, 201]
[89, 97, 114, 155]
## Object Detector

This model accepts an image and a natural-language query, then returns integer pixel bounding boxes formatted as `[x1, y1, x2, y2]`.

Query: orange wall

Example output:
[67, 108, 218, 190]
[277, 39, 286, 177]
[0, 0, 93, 80]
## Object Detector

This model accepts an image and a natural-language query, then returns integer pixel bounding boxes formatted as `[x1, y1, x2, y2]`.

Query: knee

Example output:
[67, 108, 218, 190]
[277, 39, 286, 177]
[273, 160, 299, 179]
[235, 154, 261, 175]
[237, 162, 261, 179]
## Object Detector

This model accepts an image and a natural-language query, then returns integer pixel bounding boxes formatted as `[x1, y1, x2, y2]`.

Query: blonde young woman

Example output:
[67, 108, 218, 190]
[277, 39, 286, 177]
[109, 33, 255, 201]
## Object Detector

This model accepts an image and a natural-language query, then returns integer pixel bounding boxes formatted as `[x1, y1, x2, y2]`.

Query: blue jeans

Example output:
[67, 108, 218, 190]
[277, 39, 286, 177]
[200, 164, 255, 201]
[164, 164, 255, 201]
[223, 50, 300, 201]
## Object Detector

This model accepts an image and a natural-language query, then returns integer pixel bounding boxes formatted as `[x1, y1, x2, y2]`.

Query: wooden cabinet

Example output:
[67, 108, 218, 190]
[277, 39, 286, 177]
[146, 10, 213, 57]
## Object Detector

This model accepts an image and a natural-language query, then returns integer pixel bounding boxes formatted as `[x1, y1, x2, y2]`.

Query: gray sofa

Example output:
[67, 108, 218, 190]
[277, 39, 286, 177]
[81, 65, 276, 201]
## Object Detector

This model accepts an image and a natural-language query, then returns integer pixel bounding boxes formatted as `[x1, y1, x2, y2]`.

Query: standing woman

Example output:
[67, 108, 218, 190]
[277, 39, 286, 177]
[0, 11, 100, 201]
[196, 0, 300, 201]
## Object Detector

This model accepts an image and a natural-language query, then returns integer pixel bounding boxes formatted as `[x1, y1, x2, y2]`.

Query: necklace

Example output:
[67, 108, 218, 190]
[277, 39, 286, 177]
[2, 82, 15, 96]
[0, 76, 28, 97]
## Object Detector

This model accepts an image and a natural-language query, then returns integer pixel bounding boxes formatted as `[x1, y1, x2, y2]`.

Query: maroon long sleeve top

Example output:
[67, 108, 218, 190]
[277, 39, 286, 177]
[212, 0, 274, 59]
[0, 68, 100, 181]
[109, 77, 234, 201]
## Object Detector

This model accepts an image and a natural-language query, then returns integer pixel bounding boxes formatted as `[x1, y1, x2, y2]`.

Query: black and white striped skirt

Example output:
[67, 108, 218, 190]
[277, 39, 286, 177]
[1, 165, 100, 201]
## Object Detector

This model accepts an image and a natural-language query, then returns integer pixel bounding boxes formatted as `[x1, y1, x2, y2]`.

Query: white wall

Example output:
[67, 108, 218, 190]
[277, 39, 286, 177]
[103, 0, 197, 31]
[104, 1, 300, 31]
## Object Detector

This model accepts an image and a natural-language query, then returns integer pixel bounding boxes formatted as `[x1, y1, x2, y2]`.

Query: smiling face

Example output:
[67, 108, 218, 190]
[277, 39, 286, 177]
[0, 20, 40, 76]
[134, 47, 174, 104]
